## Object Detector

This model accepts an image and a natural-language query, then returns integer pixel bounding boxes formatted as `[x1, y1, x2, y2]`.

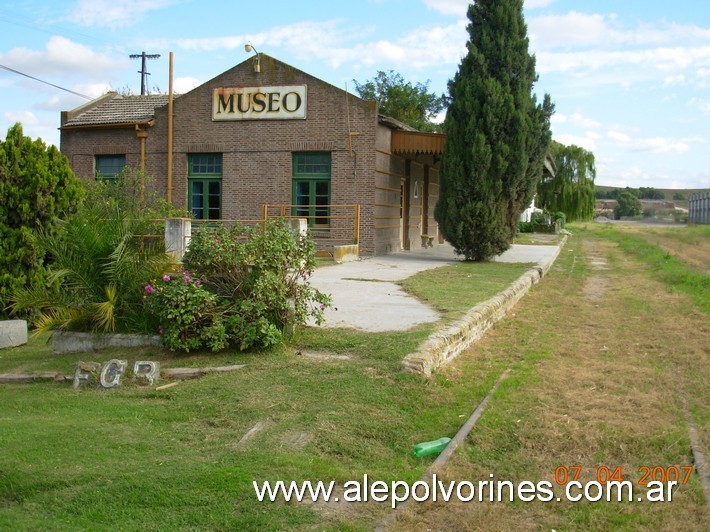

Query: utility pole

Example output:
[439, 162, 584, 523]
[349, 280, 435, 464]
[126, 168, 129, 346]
[129, 52, 161, 95]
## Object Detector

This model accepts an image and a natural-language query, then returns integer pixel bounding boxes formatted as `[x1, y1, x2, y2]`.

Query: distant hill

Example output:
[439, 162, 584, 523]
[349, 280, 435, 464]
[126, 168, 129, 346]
[595, 185, 708, 208]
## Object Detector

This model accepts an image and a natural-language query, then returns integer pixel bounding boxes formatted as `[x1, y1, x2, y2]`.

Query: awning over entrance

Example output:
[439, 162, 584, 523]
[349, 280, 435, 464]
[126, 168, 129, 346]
[391, 130, 446, 156]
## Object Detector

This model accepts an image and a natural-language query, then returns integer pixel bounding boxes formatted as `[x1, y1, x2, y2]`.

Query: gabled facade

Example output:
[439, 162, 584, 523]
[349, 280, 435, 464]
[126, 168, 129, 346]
[60, 54, 445, 256]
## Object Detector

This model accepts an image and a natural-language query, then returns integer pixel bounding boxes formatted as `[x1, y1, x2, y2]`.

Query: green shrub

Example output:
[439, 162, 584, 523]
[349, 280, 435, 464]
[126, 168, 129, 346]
[10, 171, 177, 334]
[0, 123, 84, 317]
[145, 219, 331, 352]
[614, 191, 642, 219]
[553, 211, 566, 227]
[531, 211, 547, 225]
[518, 221, 534, 233]
[144, 271, 229, 352]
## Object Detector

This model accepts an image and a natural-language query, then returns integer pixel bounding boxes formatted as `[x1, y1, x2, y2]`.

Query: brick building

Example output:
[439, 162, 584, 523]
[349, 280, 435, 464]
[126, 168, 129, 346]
[60, 54, 445, 256]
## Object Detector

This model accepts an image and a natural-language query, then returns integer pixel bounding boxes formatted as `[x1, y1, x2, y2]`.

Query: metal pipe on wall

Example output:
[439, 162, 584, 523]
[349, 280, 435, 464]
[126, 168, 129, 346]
[167, 51, 174, 204]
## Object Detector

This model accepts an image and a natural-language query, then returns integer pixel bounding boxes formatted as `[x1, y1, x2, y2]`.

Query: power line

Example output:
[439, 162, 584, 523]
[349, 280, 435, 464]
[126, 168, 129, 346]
[0, 63, 92, 100]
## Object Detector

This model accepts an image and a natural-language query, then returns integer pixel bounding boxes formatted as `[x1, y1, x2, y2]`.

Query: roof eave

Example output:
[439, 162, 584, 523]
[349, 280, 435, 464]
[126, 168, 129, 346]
[61, 118, 156, 131]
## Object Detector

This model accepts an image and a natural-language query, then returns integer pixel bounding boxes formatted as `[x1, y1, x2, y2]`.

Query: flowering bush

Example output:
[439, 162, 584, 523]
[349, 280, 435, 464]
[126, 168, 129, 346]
[145, 218, 330, 352]
[144, 270, 229, 352]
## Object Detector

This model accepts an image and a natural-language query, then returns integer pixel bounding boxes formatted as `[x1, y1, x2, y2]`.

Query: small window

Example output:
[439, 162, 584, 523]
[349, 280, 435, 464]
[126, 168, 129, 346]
[293, 152, 331, 176]
[189, 153, 222, 175]
[95, 155, 126, 181]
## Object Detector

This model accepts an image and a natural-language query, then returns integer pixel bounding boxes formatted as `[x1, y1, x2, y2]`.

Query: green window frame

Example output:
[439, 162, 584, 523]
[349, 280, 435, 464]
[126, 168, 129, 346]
[188, 153, 222, 221]
[292, 152, 331, 227]
[95, 155, 126, 182]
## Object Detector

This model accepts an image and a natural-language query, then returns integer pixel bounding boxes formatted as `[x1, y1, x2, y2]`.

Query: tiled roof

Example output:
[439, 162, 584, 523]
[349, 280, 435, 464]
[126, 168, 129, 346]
[62, 93, 172, 128]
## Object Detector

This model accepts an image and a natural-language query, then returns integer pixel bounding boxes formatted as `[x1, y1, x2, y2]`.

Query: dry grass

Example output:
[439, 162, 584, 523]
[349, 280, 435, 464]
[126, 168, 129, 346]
[391, 227, 709, 530]
[616, 225, 710, 275]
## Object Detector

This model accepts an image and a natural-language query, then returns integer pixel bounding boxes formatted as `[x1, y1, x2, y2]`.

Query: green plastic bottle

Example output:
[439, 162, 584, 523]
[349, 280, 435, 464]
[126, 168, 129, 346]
[413, 437, 452, 458]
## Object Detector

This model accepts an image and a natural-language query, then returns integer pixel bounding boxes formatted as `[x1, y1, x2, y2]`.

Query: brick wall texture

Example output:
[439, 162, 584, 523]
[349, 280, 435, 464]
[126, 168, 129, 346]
[60, 55, 442, 256]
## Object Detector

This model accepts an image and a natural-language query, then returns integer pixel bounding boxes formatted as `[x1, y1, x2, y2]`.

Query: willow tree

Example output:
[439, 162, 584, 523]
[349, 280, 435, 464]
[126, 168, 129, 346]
[537, 141, 596, 222]
[435, 0, 552, 261]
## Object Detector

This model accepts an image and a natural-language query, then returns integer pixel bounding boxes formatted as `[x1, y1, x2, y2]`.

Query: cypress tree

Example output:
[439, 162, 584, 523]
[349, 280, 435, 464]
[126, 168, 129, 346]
[0, 123, 84, 317]
[435, 0, 552, 260]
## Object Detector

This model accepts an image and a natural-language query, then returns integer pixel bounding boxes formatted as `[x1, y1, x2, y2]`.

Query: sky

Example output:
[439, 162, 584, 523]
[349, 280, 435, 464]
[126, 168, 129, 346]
[0, 0, 709, 190]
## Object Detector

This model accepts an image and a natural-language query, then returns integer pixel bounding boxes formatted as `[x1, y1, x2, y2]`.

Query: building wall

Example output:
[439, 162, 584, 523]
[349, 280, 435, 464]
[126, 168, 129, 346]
[159, 57, 379, 253]
[372, 128, 443, 255]
[61, 56, 383, 254]
[60, 127, 145, 180]
[404, 157, 440, 251]
[374, 124, 404, 255]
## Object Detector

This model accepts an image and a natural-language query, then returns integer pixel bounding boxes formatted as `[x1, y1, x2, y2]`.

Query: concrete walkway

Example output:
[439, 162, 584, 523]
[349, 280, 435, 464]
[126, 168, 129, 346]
[309, 243, 562, 332]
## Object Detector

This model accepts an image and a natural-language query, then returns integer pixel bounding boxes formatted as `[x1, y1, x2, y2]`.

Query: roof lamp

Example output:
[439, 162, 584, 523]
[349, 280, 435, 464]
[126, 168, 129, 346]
[244, 42, 260, 73]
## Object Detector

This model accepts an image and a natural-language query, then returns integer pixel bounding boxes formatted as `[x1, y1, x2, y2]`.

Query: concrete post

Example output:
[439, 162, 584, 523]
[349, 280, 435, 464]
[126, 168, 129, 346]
[288, 218, 308, 239]
[165, 218, 192, 262]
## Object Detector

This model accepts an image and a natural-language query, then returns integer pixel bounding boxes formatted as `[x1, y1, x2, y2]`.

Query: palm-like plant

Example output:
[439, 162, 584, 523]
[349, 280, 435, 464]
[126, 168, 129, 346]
[11, 199, 173, 335]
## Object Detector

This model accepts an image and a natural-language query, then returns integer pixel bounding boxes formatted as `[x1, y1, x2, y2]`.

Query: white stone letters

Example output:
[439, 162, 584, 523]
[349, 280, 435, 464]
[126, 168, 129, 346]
[72, 359, 161, 389]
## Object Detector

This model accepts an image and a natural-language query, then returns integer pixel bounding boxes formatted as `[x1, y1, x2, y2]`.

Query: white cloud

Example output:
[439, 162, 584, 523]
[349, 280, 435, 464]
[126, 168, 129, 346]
[423, 0, 555, 16]
[529, 13, 710, 50]
[689, 97, 710, 115]
[4, 110, 38, 125]
[608, 131, 630, 143]
[663, 74, 685, 86]
[174, 77, 202, 94]
[552, 112, 601, 129]
[630, 137, 689, 154]
[605, 128, 691, 154]
[67, 0, 176, 28]
[530, 12, 612, 49]
[525, 0, 555, 8]
[553, 133, 597, 151]
[169, 19, 467, 71]
[569, 112, 601, 129]
[422, 0, 467, 16]
[537, 46, 710, 75]
[0, 36, 126, 79]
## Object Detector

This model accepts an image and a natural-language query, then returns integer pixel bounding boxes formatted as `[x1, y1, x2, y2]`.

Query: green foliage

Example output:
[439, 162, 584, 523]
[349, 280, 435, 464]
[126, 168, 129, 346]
[596, 186, 641, 200]
[638, 187, 665, 200]
[435, 0, 552, 261]
[145, 219, 331, 352]
[553, 211, 566, 227]
[673, 192, 685, 201]
[0, 123, 84, 317]
[537, 141, 596, 222]
[518, 211, 554, 233]
[614, 191, 642, 219]
[145, 271, 230, 352]
[10, 173, 174, 334]
[352, 70, 447, 132]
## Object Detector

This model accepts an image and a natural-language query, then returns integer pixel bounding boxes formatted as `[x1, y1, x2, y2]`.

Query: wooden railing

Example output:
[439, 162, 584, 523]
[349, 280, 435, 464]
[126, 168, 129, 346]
[186, 204, 361, 252]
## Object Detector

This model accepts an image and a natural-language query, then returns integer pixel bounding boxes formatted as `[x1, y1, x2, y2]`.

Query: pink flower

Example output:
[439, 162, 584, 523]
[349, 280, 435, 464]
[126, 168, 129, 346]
[195, 280, 201, 287]
[144, 285, 154, 294]
[184, 275, 191, 283]
[163, 275, 171, 282]
[159, 326, 165, 335]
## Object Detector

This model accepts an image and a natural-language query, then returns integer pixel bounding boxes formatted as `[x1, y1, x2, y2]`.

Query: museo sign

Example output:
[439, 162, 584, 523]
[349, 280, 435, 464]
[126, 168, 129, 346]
[212, 86, 307, 120]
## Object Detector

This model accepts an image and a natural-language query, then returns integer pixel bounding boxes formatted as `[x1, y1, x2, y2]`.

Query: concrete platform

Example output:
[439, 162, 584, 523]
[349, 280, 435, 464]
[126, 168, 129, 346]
[308, 243, 562, 332]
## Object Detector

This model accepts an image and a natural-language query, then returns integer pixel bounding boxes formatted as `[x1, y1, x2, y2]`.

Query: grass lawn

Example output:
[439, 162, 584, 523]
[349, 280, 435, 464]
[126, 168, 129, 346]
[395, 223, 709, 529]
[5, 227, 705, 529]
[0, 257, 533, 529]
